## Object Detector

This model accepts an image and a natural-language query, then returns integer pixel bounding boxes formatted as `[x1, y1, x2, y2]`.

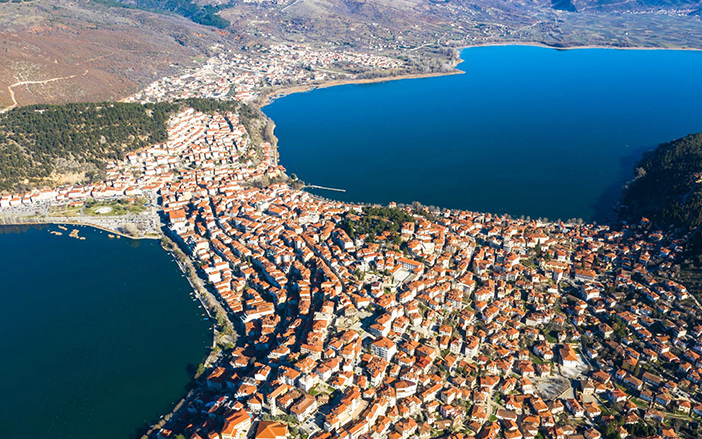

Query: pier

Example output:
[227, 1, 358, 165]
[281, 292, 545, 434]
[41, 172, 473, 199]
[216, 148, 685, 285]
[304, 184, 346, 193]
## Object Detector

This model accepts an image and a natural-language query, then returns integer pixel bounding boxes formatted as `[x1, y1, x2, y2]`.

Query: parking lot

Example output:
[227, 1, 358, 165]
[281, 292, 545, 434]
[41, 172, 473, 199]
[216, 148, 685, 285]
[534, 376, 572, 400]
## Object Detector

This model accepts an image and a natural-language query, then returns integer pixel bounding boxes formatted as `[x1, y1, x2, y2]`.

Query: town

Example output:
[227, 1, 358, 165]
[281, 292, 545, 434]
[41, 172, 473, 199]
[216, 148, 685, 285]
[154, 117, 702, 439]
[126, 44, 406, 105]
[1, 43, 702, 439]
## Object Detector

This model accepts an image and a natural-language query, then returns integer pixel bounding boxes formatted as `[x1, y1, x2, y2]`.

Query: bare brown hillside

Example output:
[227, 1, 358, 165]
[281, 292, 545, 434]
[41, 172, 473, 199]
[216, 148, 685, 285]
[0, 0, 229, 109]
[1, 0, 701, 108]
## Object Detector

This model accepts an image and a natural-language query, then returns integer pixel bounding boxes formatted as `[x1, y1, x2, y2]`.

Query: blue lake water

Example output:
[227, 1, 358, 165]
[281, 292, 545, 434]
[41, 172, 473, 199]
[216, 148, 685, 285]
[264, 46, 702, 221]
[0, 225, 211, 439]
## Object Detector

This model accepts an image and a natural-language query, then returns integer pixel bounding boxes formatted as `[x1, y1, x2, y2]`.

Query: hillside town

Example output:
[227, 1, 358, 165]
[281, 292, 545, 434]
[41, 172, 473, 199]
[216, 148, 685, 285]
[137, 103, 702, 439]
[4, 0, 702, 435]
[0, 106, 279, 235]
[126, 44, 406, 105]
[152, 142, 702, 439]
[1, 48, 702, 439]
[2, 97, 702, 439]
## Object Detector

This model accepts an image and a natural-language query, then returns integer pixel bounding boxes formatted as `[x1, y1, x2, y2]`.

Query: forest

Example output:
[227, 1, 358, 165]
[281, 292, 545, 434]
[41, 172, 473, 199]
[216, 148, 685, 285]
[341, 206, 414, 243]
[101, 0, 231, 29]
[621, 132, 702, 231]
[0, 99, 240, 193]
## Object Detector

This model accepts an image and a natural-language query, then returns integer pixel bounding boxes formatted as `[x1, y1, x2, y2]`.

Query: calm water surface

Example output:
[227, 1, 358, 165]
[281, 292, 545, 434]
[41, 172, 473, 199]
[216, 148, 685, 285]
[0, 225, 211, 439]
[264, 46, 702, 221]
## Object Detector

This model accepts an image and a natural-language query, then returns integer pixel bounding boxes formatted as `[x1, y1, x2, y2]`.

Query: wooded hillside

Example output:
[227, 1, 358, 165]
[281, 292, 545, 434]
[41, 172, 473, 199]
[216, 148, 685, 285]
[621, 133, 702, 230]
[0, 98, 240, 193]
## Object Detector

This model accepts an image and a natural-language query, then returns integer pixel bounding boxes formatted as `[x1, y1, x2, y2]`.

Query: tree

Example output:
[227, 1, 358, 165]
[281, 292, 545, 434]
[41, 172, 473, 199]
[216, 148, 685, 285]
[216, 310, 227, 327]
[0, 99, 245, 192]
[630, 421, 656, 437]
[603, 421, 621, 439]
[122, 223, 140, 237]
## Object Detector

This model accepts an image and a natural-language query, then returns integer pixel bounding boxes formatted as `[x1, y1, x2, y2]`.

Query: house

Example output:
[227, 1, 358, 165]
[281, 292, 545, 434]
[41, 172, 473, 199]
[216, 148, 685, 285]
[565, 399, 584, 418]
[290, 394, 317, 422]
[606, 388, 628, 404]
[255, 421, 288, 439]
[207, 367, 228, 391]
[370, 336, 397, 361]
[559, 345, 579, 368]
[574, 268, 597, 282]
[221, 410, 252, 439]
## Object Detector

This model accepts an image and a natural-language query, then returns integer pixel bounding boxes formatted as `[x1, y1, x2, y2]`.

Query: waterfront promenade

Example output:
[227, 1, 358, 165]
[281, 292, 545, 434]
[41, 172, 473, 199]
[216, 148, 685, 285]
[0, 199, 163, 239]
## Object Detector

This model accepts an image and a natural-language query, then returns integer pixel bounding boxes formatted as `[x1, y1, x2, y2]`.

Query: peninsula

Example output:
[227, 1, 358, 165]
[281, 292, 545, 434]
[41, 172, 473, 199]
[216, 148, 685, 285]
[2, 45, 702, 439]
[0, 10, 702, 436]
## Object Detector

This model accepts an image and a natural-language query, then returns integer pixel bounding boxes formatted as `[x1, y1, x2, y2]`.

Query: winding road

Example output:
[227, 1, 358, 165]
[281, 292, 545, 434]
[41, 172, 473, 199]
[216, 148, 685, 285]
[1, 70, 89, 113]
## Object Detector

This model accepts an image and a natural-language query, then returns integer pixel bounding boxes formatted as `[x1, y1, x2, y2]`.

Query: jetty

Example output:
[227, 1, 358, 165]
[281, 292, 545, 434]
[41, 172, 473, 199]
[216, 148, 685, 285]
[304, 184, 346, 193]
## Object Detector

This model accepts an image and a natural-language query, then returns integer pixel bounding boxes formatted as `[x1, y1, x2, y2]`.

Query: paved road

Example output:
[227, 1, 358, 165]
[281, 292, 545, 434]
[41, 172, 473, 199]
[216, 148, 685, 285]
[0, 195, 162, 238]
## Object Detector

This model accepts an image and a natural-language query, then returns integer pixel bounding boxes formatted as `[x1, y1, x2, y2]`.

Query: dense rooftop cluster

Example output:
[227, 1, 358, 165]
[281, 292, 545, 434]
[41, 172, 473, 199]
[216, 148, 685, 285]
[3, 54, 702, 437]
[0, 107, 277, 207]
[127, 44, 405, 104]
[6, 104, 702, 439]
[129, 114, 702, 439]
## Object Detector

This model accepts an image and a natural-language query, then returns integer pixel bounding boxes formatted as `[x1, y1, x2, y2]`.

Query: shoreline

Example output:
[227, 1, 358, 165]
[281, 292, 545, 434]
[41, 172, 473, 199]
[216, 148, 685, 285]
[259, 70, 465, 107]
[254, 40, 702, 224]
[138, 233, 239, 439]
[0, 219, 216, 439]
[463, 41, 702, 52]
[259, 41, 702, 107]
[139, 251, 220, 439]
[0, 217, 160, 240]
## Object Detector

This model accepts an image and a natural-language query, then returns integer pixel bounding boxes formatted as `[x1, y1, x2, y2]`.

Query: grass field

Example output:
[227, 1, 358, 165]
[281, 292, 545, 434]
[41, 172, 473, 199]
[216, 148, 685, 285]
[84, 198, 148, 216]
[49, 206, 82, 217]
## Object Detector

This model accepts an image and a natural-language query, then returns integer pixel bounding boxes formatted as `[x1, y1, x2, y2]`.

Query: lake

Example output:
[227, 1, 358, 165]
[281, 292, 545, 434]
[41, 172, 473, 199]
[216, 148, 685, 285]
[264, 45, 702, 221]
[0, 225, 211, 439]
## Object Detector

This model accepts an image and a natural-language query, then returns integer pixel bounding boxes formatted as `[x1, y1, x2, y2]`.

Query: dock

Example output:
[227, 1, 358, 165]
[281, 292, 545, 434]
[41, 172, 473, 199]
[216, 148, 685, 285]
[305, 184, 346, 193]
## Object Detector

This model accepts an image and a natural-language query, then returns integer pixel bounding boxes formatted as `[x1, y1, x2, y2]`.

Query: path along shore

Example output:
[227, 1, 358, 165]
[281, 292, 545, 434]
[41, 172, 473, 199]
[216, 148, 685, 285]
[0, 215, 159, 240]
[259, 70, 464, 107]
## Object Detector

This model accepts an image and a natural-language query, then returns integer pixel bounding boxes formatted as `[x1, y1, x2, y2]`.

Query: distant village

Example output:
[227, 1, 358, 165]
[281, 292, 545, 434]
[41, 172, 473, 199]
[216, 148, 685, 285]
[127, 44, 405, 105]
[2, 43, 702, 439]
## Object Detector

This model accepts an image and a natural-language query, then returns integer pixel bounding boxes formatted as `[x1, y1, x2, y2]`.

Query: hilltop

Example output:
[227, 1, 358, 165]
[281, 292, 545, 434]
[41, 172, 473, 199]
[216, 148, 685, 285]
[620, 132, 702, 273]
[621, 133, 702, 232]
[0, 0, 232, 109]
[0, 98, 246, 193]
[2, 0, 702, 109]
